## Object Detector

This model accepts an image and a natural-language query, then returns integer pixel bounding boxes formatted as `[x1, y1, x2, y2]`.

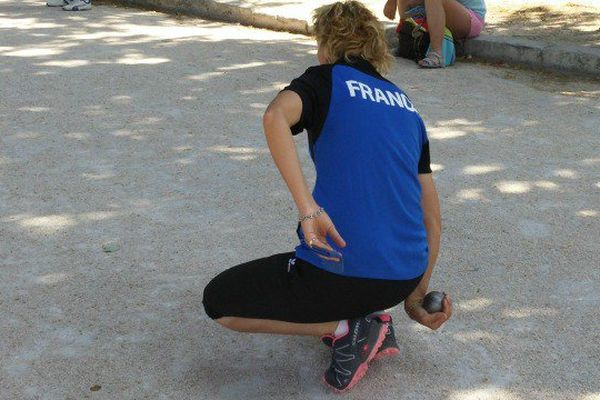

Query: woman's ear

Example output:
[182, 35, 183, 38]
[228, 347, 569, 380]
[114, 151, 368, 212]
[317, 44, 330, 65]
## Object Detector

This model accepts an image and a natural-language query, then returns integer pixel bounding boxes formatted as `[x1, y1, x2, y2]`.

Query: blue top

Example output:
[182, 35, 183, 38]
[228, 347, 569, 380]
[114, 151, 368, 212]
[407, 0, 486, 19]
[284, 58, 431, 280]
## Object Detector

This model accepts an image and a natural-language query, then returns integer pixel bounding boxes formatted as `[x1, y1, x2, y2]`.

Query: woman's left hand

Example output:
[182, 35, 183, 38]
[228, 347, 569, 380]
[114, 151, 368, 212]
[405, 292, 452, 330]
[301, 210, 346, 261]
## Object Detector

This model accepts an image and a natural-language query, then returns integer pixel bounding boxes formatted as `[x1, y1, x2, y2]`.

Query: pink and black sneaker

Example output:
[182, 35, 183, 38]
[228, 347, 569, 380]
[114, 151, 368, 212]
[322, 315, 389, 392]
[321, 315, 400, 361]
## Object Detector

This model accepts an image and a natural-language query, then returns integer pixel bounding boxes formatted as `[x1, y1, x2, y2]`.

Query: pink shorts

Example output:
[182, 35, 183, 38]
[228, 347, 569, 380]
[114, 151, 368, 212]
[466, 9, 485, 38]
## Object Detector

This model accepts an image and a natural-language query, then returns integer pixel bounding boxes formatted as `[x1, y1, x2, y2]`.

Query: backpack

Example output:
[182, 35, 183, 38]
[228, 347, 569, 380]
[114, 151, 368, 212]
[395, 17, 430, 62]
[395, 17, 456, 66]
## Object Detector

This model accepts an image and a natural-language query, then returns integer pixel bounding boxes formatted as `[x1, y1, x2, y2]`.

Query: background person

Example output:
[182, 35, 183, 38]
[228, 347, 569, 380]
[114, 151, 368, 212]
[384, 0, 486, 67]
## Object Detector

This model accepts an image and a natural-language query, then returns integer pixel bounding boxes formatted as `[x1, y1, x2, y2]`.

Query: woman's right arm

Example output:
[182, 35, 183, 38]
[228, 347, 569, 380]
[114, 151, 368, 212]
[263, 91, 317, 218]
[263, 91, 346, 251]
[404, 173, 452, 330]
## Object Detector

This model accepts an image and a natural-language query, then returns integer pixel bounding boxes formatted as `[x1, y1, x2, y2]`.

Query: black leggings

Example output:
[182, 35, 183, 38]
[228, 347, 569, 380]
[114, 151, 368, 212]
[202, 252, 423, 323]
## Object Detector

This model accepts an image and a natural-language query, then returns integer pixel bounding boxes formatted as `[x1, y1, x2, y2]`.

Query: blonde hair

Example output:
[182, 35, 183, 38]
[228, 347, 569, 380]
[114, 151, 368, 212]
[312, 1, 393, 75]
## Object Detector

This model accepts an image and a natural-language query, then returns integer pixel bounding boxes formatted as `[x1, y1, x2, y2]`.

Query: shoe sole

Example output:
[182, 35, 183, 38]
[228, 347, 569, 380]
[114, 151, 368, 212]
[372, 346, 400, 361]
[322, 320, 389, 393]
[372, 313, 399, 361]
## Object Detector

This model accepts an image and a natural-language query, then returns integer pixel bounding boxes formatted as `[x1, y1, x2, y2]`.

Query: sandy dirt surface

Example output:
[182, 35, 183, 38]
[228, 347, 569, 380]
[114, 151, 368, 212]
[1, 1, 599, 399]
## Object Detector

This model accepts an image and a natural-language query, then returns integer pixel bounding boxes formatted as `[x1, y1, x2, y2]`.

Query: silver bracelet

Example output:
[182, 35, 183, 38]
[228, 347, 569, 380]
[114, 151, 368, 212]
[298, 207, 325, 223]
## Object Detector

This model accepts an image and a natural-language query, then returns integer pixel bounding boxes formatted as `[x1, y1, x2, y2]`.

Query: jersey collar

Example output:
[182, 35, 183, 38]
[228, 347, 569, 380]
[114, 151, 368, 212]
[334, 56, 383, 79]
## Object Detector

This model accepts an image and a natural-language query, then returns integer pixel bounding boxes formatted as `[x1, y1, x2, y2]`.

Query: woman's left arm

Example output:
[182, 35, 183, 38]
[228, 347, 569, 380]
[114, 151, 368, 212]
[263, 91, 346, 251]
[404, 173, 452, 330]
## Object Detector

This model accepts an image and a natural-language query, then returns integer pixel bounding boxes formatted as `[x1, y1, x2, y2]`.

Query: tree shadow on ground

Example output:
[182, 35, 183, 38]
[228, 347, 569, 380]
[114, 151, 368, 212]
[485, 4, 600, 47]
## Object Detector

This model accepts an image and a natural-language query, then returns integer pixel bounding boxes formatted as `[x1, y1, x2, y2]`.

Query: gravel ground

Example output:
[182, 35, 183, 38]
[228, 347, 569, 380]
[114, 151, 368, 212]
[1, 1, 599, 399]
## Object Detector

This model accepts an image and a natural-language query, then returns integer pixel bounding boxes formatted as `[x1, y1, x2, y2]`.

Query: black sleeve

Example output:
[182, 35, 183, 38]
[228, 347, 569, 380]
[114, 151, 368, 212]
[418, 141, 432, 174]
[281, 65, 332, 139]
[417, 116, 432, 174]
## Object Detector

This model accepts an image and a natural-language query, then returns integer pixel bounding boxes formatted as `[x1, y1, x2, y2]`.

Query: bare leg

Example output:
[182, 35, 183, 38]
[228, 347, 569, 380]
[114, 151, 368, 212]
[217, 317, 338, 337]
[423, 0, 472, 54]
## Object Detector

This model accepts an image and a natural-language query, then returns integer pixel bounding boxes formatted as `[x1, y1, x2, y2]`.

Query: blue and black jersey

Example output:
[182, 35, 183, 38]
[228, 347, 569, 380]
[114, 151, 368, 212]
[284, 57, 431, 280]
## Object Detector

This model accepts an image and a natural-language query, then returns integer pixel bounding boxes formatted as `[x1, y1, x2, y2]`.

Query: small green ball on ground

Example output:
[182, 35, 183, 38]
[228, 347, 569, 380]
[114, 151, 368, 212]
[101, 241, 120, 253]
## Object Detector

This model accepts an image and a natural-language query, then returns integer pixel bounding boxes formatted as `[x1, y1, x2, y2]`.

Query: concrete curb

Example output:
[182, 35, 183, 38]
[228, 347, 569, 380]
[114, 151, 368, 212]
[105, 0, 310, 34]
[463, 35, 600, 77]
[385, 26, 599, 77]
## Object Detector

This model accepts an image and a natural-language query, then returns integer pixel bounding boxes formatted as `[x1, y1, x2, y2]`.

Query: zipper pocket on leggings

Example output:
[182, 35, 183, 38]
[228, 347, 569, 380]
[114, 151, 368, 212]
[287, 257, 296, 272]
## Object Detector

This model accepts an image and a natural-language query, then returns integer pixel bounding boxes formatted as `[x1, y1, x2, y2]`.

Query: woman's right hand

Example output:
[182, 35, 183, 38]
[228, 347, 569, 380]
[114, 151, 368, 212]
[404, 292, 452, 330]
[300, 209, 346, 261]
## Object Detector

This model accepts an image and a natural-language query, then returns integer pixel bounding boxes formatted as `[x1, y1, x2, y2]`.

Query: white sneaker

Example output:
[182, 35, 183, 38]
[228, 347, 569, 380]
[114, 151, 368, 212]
[46, 0, 66, 6]
[62, 0, 91, 11]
